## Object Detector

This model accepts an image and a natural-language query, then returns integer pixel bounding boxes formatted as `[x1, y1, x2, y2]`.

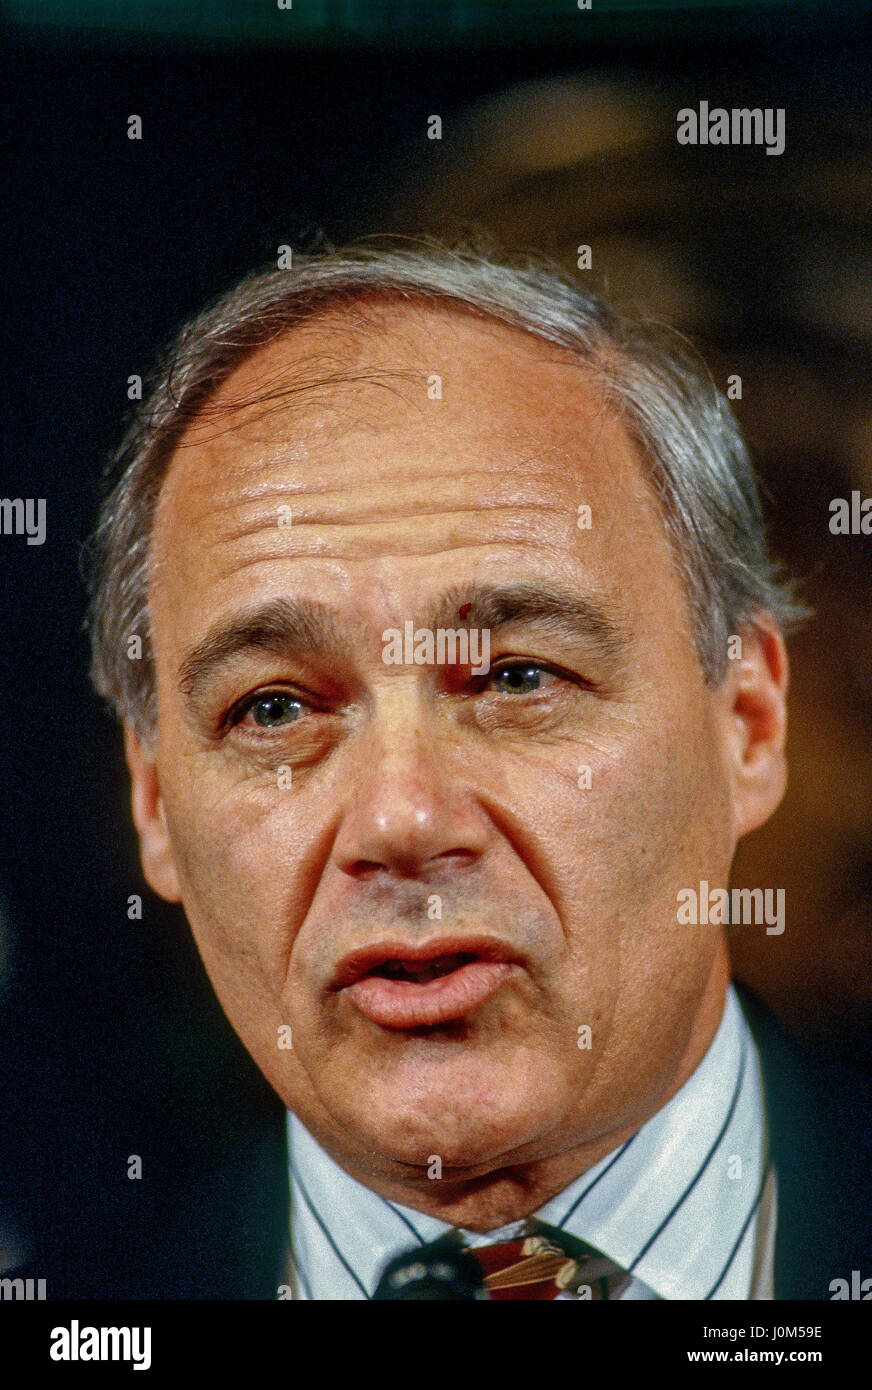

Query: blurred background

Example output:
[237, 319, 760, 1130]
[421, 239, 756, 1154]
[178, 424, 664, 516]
[2, 0, 870, 1295]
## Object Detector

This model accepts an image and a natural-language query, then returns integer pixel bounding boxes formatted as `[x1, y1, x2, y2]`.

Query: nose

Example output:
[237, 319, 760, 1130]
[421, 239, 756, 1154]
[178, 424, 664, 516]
[331, 695, 489, 881]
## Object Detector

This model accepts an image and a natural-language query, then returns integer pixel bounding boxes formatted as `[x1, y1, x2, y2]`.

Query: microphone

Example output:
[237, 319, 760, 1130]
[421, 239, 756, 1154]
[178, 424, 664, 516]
[372, 1233, 490, 1300]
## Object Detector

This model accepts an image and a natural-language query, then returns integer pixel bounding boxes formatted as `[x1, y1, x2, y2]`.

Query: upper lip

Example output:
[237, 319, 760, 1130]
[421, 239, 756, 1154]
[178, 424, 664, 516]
[330, 936, 523, 990]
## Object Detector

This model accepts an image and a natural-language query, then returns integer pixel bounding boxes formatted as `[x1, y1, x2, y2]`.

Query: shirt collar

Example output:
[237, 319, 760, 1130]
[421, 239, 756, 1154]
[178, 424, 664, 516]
[288, 985, 766, 1300]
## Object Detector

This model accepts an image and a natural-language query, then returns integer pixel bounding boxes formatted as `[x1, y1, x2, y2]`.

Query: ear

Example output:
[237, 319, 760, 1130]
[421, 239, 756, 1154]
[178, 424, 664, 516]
[715, 619, 789, 841]
[123, 721, 183, 903]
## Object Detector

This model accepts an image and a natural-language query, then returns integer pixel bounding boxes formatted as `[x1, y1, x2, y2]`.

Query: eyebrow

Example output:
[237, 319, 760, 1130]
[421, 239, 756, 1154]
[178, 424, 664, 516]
[429, 582, 631, 661]
[178, 597, 352, 701]
[177, 582, 631, 703]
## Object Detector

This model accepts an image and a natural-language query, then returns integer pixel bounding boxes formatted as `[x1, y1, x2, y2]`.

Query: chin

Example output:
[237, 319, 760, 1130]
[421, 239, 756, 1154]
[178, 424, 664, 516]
[324, 1068, 567, 1177]
[355, 1118, 526, 1178]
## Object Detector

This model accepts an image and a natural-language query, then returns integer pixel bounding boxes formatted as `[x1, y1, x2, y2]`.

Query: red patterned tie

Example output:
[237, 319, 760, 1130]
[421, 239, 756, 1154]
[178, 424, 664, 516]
[466, 1226, 631, 1300]
[371, 1222, 630, 1299]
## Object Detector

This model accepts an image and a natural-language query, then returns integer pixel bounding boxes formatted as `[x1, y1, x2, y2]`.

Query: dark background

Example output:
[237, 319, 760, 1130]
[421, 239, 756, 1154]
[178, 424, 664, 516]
[2, 1, 870, 1296]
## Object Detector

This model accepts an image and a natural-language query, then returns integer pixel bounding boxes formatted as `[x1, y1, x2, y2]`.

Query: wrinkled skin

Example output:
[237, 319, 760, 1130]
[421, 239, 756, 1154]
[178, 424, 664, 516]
[125, 301, 787, 1229]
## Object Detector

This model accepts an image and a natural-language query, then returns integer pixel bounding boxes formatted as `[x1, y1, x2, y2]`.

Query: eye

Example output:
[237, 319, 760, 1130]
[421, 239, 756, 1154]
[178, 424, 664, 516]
[488, 663, 560, 695]
[234, 691, 309, 729]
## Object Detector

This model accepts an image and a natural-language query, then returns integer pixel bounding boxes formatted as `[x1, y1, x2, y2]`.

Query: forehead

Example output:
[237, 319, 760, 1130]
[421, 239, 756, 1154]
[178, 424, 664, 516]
[150, 299, 685, 645]
[168, 299, 622, 488]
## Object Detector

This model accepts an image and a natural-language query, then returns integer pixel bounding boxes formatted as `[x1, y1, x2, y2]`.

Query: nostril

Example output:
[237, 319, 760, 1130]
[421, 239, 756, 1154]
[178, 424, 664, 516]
[348, 860, 386, 881]
[434, 849, 478, 870]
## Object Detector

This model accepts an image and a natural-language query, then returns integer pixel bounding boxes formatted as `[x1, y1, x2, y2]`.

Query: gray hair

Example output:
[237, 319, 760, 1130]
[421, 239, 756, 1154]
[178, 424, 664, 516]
[85, 238, 807, 741]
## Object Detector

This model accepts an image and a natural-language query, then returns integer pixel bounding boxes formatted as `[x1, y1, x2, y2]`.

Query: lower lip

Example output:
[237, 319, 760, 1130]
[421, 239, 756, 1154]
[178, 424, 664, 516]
[344, 961, 514, 1029]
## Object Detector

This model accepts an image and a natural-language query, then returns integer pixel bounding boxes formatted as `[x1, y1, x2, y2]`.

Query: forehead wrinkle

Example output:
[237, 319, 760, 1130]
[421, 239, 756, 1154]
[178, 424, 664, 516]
[208, 463, 573, 507]
[203, 537, 564, 578]
[213, 498, 570, 547]
[164, 430, 586, 527]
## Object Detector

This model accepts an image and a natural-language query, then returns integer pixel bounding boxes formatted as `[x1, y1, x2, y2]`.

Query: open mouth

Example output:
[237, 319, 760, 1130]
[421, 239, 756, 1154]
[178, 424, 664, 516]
[334, 941, 517, 1029]
[367, 952, 477, 985]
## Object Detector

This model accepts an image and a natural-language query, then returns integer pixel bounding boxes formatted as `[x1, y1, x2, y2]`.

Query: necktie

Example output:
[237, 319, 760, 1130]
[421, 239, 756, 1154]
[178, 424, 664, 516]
[372, 1222, 631, 1300]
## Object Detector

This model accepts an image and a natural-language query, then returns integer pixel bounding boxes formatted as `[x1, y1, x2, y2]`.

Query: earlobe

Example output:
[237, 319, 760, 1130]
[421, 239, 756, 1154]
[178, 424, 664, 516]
[123, 722, 183, 903]
[720, 620, 789, 840]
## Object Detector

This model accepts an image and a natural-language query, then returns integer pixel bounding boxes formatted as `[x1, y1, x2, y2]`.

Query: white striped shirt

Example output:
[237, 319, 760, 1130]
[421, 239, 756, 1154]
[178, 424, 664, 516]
[287, 985, 776, 1299]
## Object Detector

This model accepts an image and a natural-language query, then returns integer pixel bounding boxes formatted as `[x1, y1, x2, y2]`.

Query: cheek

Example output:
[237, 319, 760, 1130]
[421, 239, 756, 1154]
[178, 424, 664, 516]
[510, 713, 728, 1110]
[583, 715, 731, 1049]
[160, 767, 313, 992]
[513, 703, 726, 958]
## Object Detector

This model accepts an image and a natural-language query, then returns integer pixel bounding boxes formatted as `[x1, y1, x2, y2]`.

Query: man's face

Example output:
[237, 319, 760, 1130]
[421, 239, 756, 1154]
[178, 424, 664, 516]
[128, 302, 781, 1217]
